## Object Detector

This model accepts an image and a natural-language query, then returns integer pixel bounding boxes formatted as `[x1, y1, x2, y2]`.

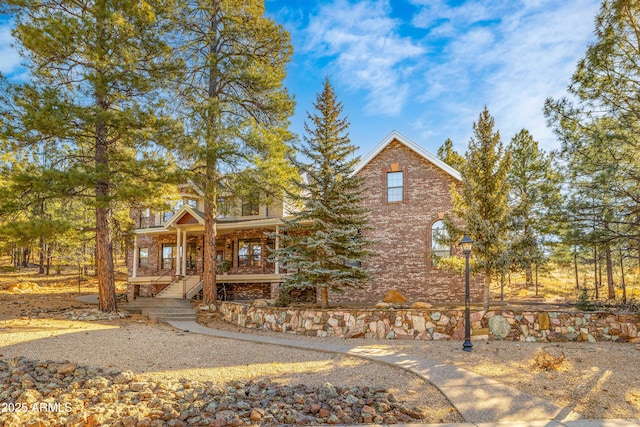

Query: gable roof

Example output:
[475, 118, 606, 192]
[163, 205, 205, 228]
[353, 130, 462, 181]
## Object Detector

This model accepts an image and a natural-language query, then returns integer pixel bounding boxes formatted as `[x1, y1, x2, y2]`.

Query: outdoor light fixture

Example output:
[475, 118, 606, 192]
[459, 235, 473, 352]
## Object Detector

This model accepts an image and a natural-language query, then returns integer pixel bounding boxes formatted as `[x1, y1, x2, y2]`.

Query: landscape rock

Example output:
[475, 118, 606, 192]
[411, 302, 433, 309]
[0, 357, 425, 426]
[488, 315, 512, 339]
[383, 289, 408, 304]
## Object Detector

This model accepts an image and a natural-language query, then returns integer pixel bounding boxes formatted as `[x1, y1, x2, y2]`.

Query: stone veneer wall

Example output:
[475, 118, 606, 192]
[219, 302, 640, 343]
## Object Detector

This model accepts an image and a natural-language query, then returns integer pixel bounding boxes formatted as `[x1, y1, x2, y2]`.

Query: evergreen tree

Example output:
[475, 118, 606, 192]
[1, 0, 181, 311]
[506, 129, 560, 287]
[545, 0, 640, 273]
[274, 78, 374, 308]
[437, 138, 466, 171]
[449, 107, 511, 310]
[172, 0, 296, 304]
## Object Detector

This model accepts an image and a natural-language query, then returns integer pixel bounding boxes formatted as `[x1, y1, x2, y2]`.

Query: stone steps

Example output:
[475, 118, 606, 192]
[123, 298, 196, 322]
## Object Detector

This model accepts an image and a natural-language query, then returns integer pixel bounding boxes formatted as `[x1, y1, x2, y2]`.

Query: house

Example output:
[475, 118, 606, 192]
[127, 130, 481, 303]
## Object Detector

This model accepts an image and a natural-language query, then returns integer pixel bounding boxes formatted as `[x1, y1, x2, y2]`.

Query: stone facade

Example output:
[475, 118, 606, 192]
[341, 134, 482, 304]
[219, 302, 640, 343]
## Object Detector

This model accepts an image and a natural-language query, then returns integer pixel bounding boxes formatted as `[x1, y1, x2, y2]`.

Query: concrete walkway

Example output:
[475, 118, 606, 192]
[167, 320, 640, 427]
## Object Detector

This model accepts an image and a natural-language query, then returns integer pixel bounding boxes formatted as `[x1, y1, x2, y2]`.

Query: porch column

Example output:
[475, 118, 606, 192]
[132, 234, 138, 278]
[275, 226, 280, 275]
[182, 230, 187, 275]
[176, 228, 182, 276]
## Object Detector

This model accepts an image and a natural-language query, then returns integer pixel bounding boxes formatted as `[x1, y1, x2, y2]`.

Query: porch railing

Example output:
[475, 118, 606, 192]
[151, 269, 175, 297]
[182, 267, 204, 299]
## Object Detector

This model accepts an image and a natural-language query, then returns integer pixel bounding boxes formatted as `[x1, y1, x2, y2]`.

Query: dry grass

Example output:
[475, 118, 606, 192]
[491, 264, 640, 304]
[533, 347, 566, 371]
[0, 258, 128, 294]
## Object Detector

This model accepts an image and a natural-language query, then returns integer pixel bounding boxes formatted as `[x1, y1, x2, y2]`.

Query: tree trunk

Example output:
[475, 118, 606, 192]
[203, 192, 218, 304]
[593, 246, 599, 300]
[574, 247, 579, 289]
[38, 235, 45, 274]
[202, 18, 221, 305]
[45, 245, 51, 276]
[605, 244, 614, 299]
[320, 286, 329, 309]
[619, 247, 627, 304]
[95, 102, 117, 312]
[483, 270, 491, 311]
[525, 265, 533, 288]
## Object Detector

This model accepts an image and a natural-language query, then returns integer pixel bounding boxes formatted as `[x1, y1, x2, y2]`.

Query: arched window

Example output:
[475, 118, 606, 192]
[431, 220, 451, 260]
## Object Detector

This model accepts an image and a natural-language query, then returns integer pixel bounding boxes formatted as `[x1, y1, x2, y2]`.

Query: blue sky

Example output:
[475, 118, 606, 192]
[267, 0, 602, 156]
[1, 0, 602, 157]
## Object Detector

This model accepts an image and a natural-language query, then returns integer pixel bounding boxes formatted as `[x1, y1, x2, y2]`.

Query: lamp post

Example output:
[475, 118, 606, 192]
[460, 235, 473, 352]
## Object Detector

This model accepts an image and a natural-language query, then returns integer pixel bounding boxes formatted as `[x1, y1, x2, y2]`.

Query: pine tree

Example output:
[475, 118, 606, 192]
[274, 78, 374, 308]
[450, 107, 511, 310]
[1, 0, 181, 311]
[545, 0, 640, 277]
[172, 0, 296, 304]
[506, 129, 560, 288]
[437, 138, 466, 171]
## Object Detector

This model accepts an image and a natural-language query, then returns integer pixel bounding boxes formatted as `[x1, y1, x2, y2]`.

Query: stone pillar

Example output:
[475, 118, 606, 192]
[132, 234, 138, 278]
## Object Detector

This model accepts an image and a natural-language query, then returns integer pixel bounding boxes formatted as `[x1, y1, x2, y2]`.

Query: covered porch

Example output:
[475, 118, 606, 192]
[128, 205, 286, 300]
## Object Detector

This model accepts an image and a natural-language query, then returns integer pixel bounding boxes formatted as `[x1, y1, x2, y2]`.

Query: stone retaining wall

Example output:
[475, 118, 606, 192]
[219, 302, 640, 343]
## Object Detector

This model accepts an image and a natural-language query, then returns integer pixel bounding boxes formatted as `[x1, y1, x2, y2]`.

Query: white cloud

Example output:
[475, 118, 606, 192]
[0, 22, 22, 76]
[302, 0, 425, 115]
[410, 0, 601, 151]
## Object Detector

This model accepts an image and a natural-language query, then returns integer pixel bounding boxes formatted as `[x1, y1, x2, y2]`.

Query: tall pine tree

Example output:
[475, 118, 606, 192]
[507, 129, 560, 288]
[545, 0, 640, 277]
[172, 0, 296, 304]
[274, 78, 374, 308]
[1, 0, 181, 311]
[450, 107, 511, 310]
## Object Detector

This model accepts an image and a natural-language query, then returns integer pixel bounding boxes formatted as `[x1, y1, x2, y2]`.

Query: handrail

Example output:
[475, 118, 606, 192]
[182, 266, 204, 299]
[152, 268, 175, 297]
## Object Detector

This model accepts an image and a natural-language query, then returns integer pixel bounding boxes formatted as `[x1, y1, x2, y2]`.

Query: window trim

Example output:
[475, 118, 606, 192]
[241, 197, 259, 216]
[237, 238, 262, 267]
[138, 247, 149, 267]
[430, 219, 451, 268]
[161, 243, 174, 270]
[386, 171, 404, 203]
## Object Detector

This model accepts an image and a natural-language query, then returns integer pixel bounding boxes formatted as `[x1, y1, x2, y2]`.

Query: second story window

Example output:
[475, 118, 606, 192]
[241, 196, 259, 216]
[140, 208, 150, 228]
[217, 197, 231, 218]
[186, 198, 198, 209]
[387, 171, 404, 202]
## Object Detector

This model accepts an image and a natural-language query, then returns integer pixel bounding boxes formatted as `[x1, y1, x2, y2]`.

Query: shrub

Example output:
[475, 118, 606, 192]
[533, 347, 565, 371]
[576, 288, 596, 311]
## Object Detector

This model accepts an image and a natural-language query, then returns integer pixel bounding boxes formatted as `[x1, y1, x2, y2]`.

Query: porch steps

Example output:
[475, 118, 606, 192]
[122, 298, 196, 322]
[156, 276, 202, 299]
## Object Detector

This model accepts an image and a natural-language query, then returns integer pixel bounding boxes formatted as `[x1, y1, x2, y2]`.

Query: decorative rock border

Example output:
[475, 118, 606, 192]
[219, 302, 640, 343]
